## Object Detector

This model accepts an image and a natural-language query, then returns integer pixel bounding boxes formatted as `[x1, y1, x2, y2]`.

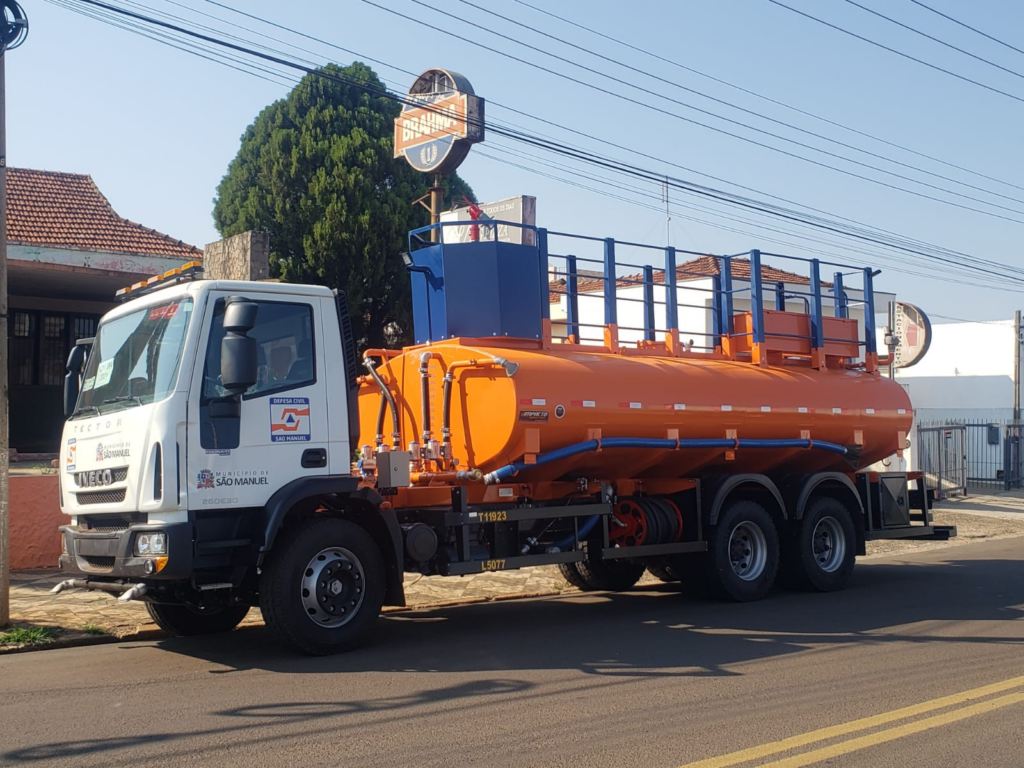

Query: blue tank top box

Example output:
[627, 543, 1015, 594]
[407, 240, 543, 344]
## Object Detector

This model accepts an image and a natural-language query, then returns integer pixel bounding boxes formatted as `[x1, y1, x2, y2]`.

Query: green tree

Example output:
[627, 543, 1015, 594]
[213, 62, 476, 348]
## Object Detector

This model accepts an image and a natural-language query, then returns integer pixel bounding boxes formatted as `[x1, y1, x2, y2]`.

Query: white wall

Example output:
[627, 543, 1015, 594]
[892, 320, 1019, 420]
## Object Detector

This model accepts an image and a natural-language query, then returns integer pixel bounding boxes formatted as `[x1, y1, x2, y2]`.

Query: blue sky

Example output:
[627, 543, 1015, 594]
[11, 0, 1024, 320]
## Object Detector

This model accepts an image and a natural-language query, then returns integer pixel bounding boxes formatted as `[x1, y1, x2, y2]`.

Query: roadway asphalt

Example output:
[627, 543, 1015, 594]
[2, 536, 1023, 768]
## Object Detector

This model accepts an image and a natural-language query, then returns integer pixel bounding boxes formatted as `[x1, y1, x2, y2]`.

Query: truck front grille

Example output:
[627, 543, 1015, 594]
[76, 489, 127, 505]
[73, 467, 129, 487]
[80, 513, 144, 532]
[81, 556, 116, 572]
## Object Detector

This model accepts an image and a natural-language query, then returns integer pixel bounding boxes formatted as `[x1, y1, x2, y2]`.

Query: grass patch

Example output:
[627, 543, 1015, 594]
[81, 624, 107, 636]
[0, 625, 60, 647]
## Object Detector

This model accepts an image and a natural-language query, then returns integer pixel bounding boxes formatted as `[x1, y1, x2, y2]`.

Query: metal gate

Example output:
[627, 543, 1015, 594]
[1005, 423, 1024, 490]
[916, 424, 967, 500]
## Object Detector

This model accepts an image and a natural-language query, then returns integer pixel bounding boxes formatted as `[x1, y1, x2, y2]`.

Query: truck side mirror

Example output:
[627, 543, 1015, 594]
[220, 298, 259, 396]
[63, 342, 90, 417]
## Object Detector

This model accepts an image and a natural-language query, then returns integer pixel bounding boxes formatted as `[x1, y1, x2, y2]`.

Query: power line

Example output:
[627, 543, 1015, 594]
[512, 0, 1024, 195]
[191, 0, 1019, 267]
[840, 0, 1024, 82]
[486, 140, 1018, 290]
[907, 0, 1024, 59]
[447, 0, 1024, 211]
[765, 0, 1024, 105]
[51, 0, 1024, 285]
[364, 0, 1024, 223]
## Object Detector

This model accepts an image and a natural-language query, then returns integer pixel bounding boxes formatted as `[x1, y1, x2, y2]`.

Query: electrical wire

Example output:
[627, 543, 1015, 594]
[512, 0, 1024, 195]
[907, 0, 1024, 59]
[447, 0, 1024, 210]
[49, 0, 1024, 286]
[359, 0, 1024, 223]
[765, 0, 1024, 105]
[192, 0, 1016, 267]
[840, 0, 1024, 81]
[481, 144, 1021, 292]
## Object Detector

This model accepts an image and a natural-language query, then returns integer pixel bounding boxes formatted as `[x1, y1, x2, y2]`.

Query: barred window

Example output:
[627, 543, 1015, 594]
[8, 311, 101, 387]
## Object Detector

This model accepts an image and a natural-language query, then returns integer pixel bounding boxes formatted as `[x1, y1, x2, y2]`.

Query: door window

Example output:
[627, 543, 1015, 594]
[203, 300, 316, 401]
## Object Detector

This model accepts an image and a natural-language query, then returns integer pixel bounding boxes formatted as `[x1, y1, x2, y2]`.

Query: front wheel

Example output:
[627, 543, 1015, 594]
[146, 602, 250, 636]
[706, 500, 780, 602]
[785, 497, 856, 592]
[260, 517, 385, 655]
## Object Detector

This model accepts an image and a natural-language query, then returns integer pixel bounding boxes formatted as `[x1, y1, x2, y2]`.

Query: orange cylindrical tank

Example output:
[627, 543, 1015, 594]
[358, 340, 912, 483]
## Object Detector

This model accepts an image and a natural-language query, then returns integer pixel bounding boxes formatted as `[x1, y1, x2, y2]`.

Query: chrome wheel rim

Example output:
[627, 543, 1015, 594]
[728, 521, 768, 581]
[300, 547, 365, 628]
[812, 516, 846, 573]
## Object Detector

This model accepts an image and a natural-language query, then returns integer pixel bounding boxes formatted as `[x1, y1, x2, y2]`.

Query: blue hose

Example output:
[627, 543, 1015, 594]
[483, 436, 848, 485]
[550, 514, 601, 553]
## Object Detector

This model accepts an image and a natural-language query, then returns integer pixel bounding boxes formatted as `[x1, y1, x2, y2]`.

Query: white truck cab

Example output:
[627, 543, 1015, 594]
[54, 267, 402, 652]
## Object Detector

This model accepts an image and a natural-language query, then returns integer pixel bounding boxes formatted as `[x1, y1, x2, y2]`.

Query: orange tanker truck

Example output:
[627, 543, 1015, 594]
[54, 221, 952, 655]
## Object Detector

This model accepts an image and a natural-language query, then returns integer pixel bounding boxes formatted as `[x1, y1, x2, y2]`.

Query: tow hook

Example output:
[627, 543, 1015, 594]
[50, 579, 149, 602]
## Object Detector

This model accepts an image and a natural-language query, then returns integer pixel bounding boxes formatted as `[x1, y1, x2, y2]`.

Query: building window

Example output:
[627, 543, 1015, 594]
[12, 312, 35, 386]
[8, 310, 101, 387]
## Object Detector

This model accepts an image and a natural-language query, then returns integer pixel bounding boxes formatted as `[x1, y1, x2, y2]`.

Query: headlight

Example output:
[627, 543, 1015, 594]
[135, 532, 167, 556]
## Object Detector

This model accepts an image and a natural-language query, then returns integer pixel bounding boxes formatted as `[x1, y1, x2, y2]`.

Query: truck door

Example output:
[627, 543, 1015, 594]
[186, 293, 330, 511]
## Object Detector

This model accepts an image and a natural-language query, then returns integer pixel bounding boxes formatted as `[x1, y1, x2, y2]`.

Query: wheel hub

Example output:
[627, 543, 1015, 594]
[811, 516, 846, 573]
[728, 521, 768, 581]
[301, 547, 365, 628]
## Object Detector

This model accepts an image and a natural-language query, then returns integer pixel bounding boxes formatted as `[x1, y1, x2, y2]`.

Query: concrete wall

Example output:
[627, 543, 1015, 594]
[203, 231, 270, 281]
[9, 475, 63, 570]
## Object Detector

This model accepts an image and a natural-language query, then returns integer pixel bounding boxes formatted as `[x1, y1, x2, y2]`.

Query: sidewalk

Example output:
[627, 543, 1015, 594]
[7, 495, 1024, 646]
[9, 561, 571, 640]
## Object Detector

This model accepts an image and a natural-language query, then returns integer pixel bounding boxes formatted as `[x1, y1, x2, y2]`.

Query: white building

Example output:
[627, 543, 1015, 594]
[892, 319, 1020, 424]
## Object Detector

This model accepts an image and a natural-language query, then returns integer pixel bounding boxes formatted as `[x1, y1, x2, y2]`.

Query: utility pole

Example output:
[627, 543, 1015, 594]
[0, 0, 28, 628]
[1014, 309, 1021, 423]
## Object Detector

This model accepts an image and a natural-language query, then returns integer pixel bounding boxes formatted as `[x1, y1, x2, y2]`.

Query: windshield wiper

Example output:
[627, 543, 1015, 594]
[72, 405, 100, 419]
[101, 395, 142, 408]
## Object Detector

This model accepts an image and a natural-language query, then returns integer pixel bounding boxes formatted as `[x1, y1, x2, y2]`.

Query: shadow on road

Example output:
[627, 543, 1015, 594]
[146, 552, 1023, 679]
[5, 548, 1023, 764]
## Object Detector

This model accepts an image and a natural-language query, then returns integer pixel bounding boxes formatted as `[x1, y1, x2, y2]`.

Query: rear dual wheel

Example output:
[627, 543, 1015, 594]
[784, 497, 856, 592]
[558, 542, 646, 592]
[704, 500, 780, 602]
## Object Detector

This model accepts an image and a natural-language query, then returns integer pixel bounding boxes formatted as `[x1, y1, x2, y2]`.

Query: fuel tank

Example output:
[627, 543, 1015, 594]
[358, 339, 912, 482]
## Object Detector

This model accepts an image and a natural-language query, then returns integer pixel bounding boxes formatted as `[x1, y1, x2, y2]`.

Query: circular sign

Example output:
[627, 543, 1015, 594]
[1, 1, 28, 51]
[893, 302, 932, 369]
[394, 68, 484, 175]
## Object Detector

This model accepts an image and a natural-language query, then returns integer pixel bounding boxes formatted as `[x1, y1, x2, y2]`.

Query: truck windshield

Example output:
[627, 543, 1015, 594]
[74, 297, 194, 416]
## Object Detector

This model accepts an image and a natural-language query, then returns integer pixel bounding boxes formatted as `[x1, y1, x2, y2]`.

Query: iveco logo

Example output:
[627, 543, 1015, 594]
[77, 469, 114, 488]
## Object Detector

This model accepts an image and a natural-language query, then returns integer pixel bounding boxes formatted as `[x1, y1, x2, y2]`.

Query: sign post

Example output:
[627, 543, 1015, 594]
[394, 68, 484, 242]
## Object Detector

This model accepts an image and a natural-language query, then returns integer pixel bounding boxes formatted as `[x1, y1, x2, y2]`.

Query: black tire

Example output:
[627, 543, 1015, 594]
[785, 497, 857, 592]
[645, 557, 680, 582]
[145, 602, 249, 636]
[559, 542, 645, 592]
[706, 499, 780, 602]
[259, 517, 385, 655]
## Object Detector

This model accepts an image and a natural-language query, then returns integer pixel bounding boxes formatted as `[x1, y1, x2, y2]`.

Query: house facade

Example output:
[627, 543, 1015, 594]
[7, 168, 201, 453]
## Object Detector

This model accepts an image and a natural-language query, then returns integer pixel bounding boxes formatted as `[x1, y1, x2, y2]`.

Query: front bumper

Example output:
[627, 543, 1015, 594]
[59, 520, 193, 581]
